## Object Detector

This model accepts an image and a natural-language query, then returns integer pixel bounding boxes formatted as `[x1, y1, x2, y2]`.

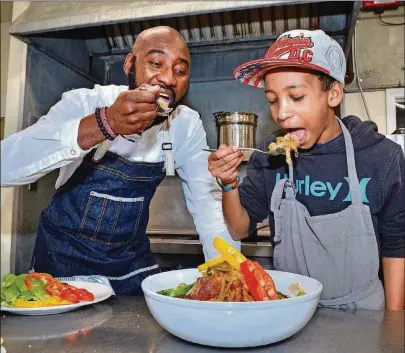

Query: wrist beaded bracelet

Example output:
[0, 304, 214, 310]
[99, 107, 117, 139]
[95, 107, 115, 141]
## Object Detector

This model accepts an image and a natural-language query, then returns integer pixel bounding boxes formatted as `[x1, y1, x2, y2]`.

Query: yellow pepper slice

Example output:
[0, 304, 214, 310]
[12, 296, 72, 308]
[12, 299, 45, 308]
[213, 237, 247, 271]
[197, 256, 224, 272]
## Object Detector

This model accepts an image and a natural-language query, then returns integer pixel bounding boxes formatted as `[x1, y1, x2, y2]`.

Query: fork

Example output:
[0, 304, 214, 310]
[202, 148, 281, 156]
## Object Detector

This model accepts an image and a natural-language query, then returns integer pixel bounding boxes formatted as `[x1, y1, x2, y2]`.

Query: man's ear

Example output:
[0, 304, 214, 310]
[123, 53, 133, 75]
[328, 81, 344, 108]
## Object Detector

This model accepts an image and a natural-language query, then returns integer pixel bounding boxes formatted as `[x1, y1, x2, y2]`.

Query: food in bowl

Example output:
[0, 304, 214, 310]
[268, 134, 299, 164]
[157, 237, 306, 302]
[157, 261, 306, 302]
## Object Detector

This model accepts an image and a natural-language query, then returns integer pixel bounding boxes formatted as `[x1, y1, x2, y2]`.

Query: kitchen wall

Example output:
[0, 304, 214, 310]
[1, 2, 30, 278]
[343, 6, 404, 134]
[1, 1, 13, 139]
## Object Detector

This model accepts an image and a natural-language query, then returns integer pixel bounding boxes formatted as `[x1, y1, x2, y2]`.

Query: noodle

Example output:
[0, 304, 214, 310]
[186, 263, 254, 302]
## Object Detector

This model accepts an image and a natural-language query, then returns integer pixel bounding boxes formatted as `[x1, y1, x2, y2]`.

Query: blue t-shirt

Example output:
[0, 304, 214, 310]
[239, 116, 405, 258]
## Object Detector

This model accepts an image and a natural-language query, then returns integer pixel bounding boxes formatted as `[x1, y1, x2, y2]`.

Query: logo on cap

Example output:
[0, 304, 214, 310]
[266, 34, 314, 63]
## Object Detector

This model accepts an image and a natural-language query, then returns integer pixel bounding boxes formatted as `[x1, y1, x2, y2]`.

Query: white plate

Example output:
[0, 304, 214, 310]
[0, 281, 113, 316]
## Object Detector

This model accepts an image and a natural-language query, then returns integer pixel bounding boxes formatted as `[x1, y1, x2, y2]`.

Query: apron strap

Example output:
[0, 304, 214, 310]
[162, 116, 175, 176]
[336, 118, 362, 205]
[270, 177, 296, 212]
[92, 140, 110, 162]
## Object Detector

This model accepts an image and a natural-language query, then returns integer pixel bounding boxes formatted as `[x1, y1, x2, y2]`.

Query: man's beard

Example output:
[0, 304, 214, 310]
[127, 56, 188, 129]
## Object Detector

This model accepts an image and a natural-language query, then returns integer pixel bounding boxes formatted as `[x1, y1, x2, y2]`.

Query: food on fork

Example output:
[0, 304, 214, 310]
[268, 134, 299, 164]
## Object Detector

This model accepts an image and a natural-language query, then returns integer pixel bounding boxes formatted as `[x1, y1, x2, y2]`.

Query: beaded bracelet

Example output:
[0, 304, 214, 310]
[95, 107, 115, 141]
[100, 107, 117, 139]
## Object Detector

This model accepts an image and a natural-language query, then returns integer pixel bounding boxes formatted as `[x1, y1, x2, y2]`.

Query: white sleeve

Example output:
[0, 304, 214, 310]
[174, 111, 241, 260]
[1, 85, 107, 186]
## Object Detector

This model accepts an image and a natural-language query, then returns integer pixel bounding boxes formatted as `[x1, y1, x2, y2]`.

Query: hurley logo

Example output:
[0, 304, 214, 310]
[276, 173, 371, 203]
[265, 34, 314, 63]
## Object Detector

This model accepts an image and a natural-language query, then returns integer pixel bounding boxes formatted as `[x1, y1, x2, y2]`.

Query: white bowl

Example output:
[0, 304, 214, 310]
[142, 269, 322, 348]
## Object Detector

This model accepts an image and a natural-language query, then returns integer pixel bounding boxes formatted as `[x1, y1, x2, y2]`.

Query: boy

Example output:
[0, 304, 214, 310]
[208, 30, 404, 310]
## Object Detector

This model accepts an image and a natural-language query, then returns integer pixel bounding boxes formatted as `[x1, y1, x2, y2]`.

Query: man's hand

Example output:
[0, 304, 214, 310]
[78, 85, 160, 150]
[106, 84, 160, 136]
[208, 145, 244, 186]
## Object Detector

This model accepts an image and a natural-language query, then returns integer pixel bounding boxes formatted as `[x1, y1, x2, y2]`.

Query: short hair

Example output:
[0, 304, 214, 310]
[316, 72, 338, 91]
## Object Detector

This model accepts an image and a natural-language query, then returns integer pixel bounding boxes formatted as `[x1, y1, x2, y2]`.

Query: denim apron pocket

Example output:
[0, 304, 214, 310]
[78, 191, 145, 246]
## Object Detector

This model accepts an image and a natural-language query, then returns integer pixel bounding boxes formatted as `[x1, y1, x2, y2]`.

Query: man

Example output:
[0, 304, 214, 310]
[1, 26, 239, 295]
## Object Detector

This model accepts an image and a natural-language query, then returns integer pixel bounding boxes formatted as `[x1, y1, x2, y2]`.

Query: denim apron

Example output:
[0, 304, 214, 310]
[31, 118, 175, 295]
[270, 118, 385, 309]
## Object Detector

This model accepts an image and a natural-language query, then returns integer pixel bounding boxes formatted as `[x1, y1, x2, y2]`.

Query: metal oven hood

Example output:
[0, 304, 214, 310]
[10, 1, 360, 62]
[10, 1, 319, 35]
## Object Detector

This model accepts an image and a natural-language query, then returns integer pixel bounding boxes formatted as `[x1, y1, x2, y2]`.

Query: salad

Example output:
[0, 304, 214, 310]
[1, 272, 94, 308]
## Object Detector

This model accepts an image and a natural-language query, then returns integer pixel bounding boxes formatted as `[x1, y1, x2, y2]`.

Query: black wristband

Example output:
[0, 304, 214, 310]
[95, 108, 114, 141]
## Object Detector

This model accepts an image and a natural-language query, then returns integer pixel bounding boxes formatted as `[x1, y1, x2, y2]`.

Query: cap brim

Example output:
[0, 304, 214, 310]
[233, 58, 331, 88]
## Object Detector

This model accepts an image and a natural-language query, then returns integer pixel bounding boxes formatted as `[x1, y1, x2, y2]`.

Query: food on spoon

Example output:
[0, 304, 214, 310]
[268, 134, 299, 165]
[156, 93, 173, 116]
[1, 272, 94, 308]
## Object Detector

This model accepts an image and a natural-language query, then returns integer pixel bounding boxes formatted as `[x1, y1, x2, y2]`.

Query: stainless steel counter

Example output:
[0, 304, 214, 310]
[1, 297, 404, 353]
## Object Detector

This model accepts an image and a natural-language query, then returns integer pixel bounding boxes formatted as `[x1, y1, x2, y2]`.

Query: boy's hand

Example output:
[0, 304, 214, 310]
[208, 145, 244, 185]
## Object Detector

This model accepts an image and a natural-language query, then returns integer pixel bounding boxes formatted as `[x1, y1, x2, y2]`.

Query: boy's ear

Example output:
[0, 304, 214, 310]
[328, 82, 343, 108]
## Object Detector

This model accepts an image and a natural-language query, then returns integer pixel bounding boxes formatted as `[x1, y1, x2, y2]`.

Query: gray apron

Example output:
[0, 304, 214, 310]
[270, 118, 385, 310]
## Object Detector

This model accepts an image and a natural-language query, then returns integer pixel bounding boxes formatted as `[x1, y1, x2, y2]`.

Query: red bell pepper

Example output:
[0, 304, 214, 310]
[240, 260, 279, 301]
[45, 282, 67, 296]
[25, 273, 57, 291]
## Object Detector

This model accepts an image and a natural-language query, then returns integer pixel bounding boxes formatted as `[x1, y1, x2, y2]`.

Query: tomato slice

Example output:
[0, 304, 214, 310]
[60, 289, 80, 303]
[45, 282, 67, 296]
[240, 260, 279, 301]
[76, 289, 95, 301]
[25, 273, 57, 290]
